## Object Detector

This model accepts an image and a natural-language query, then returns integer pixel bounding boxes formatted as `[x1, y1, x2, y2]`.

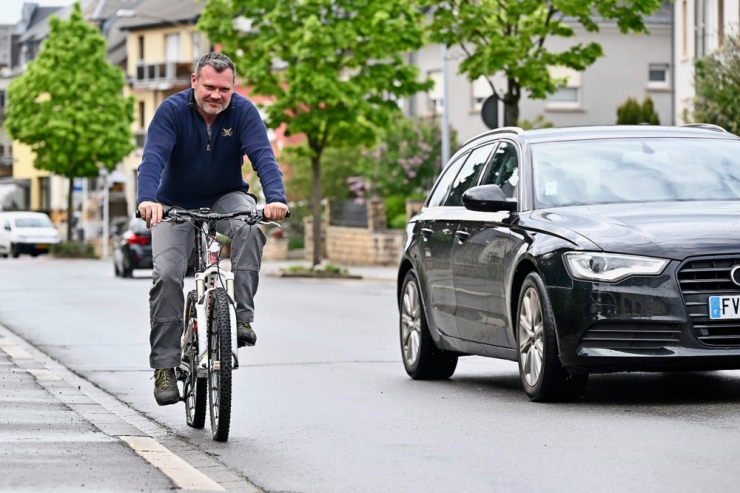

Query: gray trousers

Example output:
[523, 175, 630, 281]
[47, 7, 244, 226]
[149, 192, 267, 369]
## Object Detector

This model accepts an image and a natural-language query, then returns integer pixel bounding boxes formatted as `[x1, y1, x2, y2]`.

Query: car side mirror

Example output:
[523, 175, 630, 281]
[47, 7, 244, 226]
[4, 225, 10, 231]
[462, 185, 518, 213]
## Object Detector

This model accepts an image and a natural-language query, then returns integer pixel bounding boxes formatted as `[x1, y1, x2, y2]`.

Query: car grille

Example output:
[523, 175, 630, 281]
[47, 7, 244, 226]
[580, 323, 680, 349]
[678, 256, 740, 346]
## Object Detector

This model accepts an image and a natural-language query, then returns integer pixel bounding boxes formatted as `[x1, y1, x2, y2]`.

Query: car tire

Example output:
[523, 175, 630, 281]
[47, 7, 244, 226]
[122, 259, 133, 278]
[400, 270, 458, 380]
[11, 244, 19, 258]
[516, 272, 588, 402]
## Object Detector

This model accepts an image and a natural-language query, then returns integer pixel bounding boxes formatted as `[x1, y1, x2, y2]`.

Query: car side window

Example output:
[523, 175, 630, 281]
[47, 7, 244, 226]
[427, 152, 469, 207]
[444, 143, 495, 207]
[481, 141, 519, 199]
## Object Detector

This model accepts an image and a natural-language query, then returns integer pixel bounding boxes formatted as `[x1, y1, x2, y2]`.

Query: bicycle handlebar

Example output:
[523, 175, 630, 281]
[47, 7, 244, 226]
[135, 207, 289, 225]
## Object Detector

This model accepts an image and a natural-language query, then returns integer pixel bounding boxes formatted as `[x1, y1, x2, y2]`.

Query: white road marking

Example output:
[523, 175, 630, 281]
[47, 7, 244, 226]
[0, 339, 32, 359]
[120, 436, 225, 491]
[26, 368, 62, 380]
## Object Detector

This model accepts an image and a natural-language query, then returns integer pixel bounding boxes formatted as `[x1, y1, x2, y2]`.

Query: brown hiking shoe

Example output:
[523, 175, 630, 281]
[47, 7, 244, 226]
[237, 322, 257, 347]
[153, 368, 180, 406]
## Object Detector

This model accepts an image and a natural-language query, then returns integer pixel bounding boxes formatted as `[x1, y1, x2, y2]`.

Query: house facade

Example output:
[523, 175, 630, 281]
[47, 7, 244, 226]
[405, 4, 674, 144]
[674, 0, 740, 125]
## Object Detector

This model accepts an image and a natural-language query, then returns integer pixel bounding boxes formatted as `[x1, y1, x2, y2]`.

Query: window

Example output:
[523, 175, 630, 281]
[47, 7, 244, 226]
[444, 144, 495, 206]
[481, 142, 519, 199]
[696, 0, 707, 58]
[138, 101, 145, 129]
[192, 32, 201, 60]
[138, 36, 144, 60]
[648, 64, 670, 89]
[165, 33, 181, 62]
[38, 177, 50, 210]
[427, 153, 469, 207]
[546, 66, 581, 107]
[472, 76, 492, 111]
[428, 70, 444, 114]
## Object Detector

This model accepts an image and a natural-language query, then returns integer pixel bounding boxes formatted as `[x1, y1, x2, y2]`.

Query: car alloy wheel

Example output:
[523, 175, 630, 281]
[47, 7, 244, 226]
[516, 272, 588, 401]
[518, 286, 544, 387]
[401, 277, 422, 367]
[399, 270, 457, 380]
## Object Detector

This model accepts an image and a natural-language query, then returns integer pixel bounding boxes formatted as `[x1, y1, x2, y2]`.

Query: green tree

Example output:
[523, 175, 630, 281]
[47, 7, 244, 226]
[198, 0, 431, 265]
[5, 2, 134, 242]
[693, 35, 740, 134]
[425, 0, 668, 126]
[616, 96, 660, 125]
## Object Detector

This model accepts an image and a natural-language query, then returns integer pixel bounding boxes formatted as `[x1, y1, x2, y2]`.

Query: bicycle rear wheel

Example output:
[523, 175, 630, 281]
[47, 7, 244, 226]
[207, 287, 232, 442]
[183, 291, 206, 428]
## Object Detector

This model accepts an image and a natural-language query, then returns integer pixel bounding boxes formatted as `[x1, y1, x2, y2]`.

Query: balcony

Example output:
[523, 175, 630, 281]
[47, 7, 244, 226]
[133, 60, 194, 90]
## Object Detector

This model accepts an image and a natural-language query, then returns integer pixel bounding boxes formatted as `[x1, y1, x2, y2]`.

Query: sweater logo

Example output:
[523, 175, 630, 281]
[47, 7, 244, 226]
[222, 128, 233, 137]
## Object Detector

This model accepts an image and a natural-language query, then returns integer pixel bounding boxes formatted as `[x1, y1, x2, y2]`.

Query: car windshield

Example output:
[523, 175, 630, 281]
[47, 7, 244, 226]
[14, 216, 53, 228]
[531, 137, 740, 208]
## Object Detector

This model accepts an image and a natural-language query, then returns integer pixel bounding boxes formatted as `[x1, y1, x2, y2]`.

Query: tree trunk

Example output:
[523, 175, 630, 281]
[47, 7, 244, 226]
[504, 78, 521, 127]
[66, 177, 74, 243]
[310, 154, 322, 267]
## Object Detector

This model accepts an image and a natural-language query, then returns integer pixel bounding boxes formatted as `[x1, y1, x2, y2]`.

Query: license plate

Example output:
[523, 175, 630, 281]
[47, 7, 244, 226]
[709, 296, 740, 319]
[36, 244, 49, 249]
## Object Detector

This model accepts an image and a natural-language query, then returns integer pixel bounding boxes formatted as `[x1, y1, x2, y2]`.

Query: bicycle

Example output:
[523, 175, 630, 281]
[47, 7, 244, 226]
[138, 206, 285, 441]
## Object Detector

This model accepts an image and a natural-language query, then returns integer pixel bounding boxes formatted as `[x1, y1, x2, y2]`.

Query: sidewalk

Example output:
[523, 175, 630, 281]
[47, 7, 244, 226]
[261, 260, 398, 282]
[0, 324, 259, 492]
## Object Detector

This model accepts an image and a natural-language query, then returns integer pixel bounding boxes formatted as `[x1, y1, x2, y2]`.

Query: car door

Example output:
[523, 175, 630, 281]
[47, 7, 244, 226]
[414, 152, 469, 339]
[452, 140, 521, 347]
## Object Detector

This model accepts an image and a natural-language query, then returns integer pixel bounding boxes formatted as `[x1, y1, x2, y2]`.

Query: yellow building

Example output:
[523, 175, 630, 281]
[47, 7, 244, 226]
[117, 0, 206, 215]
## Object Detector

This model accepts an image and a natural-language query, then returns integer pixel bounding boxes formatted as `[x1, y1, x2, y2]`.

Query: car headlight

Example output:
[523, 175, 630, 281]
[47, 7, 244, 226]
[563, 252, 667, 282]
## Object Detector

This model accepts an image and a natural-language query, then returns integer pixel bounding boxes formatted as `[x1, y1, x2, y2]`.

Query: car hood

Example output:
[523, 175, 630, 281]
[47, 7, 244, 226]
[530, 201, 740, 260]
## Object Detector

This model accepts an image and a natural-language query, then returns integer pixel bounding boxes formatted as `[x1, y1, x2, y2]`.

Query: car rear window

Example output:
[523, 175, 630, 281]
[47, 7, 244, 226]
[531, 138, 740, 207]
[14, 216, 53, 228]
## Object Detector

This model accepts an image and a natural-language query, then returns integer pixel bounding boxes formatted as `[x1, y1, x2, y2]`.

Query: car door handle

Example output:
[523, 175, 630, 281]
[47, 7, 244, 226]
[455, 230, 471, 241]
[420, 228, 433, 237]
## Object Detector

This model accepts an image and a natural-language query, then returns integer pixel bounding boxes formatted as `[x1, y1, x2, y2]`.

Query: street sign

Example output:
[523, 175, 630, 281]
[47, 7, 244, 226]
[481, 95, 499, 129]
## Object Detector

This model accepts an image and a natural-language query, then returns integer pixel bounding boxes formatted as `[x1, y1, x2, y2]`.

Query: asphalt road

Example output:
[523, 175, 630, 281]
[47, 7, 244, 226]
[2, 257, 740, 492]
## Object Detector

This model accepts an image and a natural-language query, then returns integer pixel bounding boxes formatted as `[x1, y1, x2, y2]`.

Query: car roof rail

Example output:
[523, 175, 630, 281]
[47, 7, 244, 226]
[461, 126, 524, 148]
[679, 123, 729, 133]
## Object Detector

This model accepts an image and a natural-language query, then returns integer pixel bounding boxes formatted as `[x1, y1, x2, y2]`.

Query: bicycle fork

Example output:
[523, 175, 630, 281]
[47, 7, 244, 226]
[194, 267, 239, 374]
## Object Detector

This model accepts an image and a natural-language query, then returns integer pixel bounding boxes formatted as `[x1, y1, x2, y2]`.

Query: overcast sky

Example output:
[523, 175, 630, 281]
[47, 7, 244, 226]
[0, 0, 76, 26]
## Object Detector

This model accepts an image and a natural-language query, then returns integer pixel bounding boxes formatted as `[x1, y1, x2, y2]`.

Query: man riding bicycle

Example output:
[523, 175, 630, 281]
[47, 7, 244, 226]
[137, 52, 288, 406]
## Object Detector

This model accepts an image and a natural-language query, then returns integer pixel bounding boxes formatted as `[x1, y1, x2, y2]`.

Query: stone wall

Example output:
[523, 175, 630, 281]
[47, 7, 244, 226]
[303, 198, 404, 266]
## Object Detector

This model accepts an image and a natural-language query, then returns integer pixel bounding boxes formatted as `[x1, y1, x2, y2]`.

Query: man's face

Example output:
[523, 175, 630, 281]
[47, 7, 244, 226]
[191, 65, 234, 116]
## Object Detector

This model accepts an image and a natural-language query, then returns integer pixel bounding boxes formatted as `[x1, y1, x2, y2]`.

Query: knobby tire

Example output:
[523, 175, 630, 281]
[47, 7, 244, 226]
[184, 291, 207, 428]
[208, 288, 232, 442]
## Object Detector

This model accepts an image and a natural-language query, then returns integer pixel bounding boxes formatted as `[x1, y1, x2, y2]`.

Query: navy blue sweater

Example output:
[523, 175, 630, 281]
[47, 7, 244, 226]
[137, 89, 286, 209]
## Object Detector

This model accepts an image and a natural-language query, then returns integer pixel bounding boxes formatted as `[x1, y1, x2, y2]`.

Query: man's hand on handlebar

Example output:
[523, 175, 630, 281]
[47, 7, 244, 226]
[263, 202, 289, 221]
[138, 201, 163, 229]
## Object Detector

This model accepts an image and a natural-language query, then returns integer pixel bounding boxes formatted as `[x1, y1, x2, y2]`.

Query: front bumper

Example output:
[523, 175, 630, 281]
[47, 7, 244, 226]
[547, 260, 740, 373]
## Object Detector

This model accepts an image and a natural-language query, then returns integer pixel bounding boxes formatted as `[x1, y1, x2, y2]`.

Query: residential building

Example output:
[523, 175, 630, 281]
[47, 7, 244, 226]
[674, 1, 740, 124]
[406, 4, 674, 144]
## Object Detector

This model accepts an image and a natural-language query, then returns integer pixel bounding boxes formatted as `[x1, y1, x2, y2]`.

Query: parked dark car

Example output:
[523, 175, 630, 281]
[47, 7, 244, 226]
[112, 216, 196, 278]
[398, 124, 740, 401]
[113, 216, 152, 277]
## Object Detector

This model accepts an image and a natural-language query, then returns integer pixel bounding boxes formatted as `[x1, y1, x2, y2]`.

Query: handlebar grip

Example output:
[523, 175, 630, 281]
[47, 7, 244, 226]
[286, 210, 291, 218]
[135, 210, 141, 218]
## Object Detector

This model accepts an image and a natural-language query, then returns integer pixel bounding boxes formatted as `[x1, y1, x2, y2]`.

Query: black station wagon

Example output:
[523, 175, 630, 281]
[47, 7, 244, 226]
[397, 124, 740, 401]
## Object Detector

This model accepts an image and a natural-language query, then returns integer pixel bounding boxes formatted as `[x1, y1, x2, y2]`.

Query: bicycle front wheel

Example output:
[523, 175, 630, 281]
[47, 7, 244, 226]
[207, 287, 232, 442]
[183, 290, 206, 429]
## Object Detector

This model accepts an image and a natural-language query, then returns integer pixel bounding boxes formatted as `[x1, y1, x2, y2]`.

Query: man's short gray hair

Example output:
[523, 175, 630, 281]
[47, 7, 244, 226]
[194, 52, 236, 81]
